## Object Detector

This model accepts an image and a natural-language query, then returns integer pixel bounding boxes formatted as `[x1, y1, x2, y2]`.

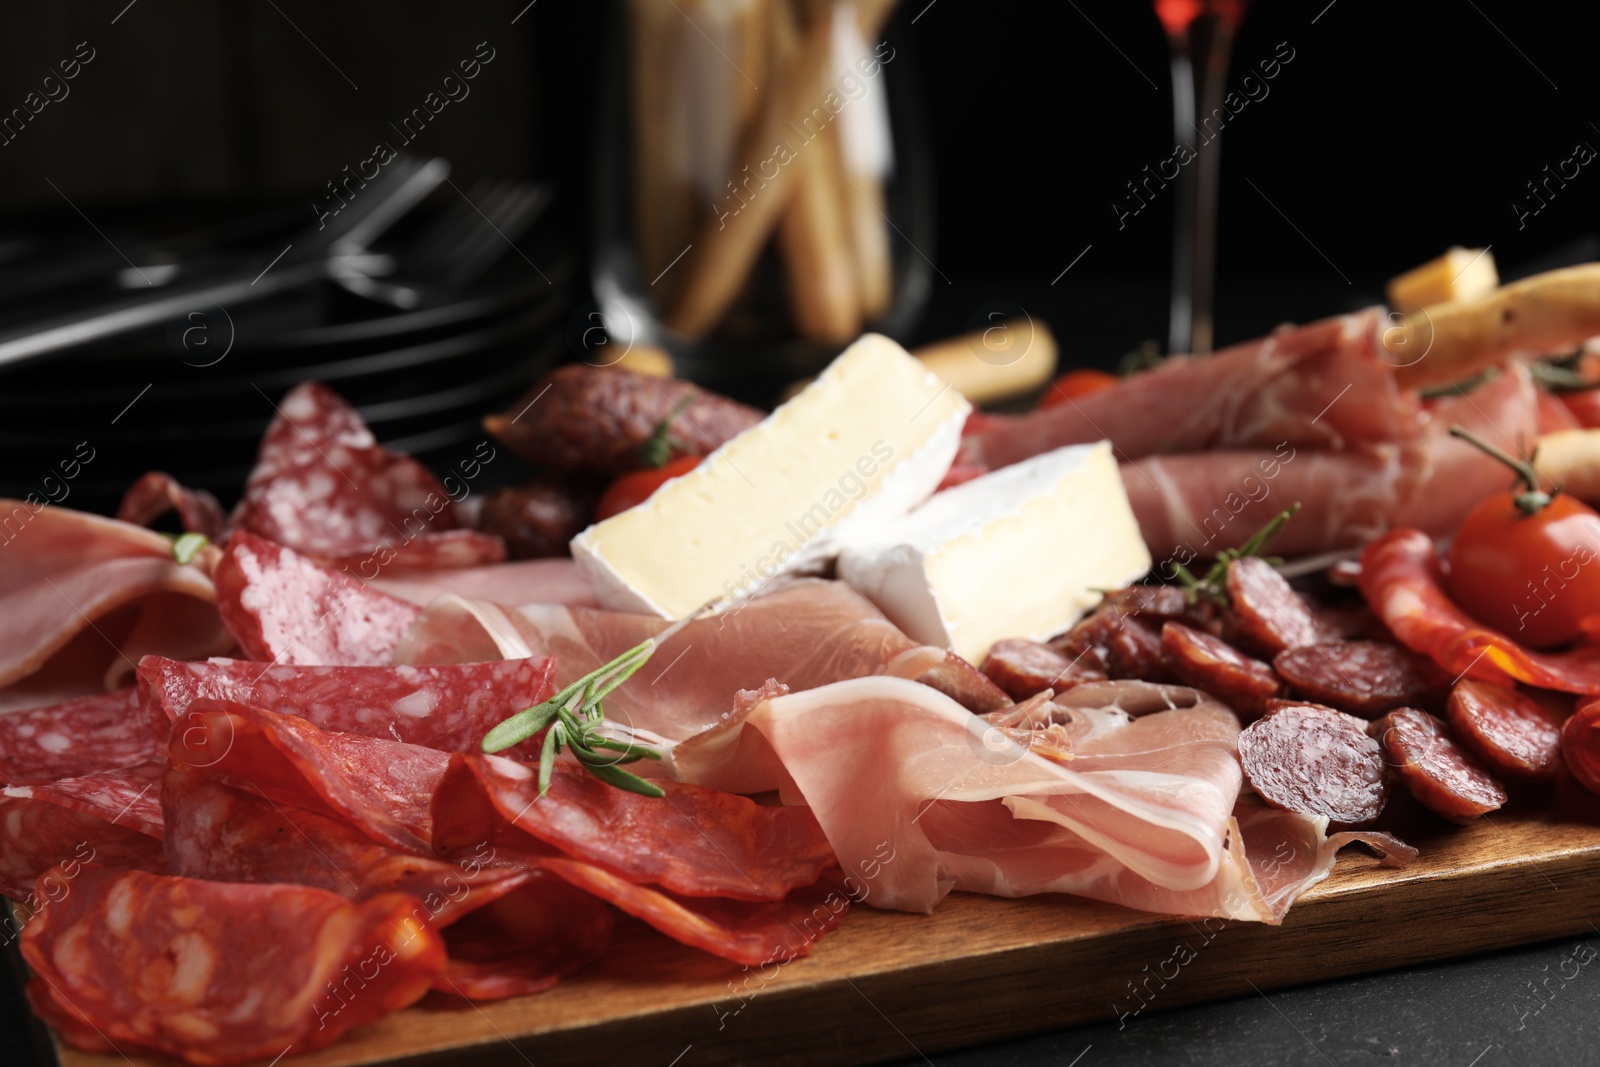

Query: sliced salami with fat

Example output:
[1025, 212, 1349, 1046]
[21, 867, 446, 1065]
[0, 689, 160, 785]
[138, 656, 556, 753]
[214, 531, 421, 665]
[168, 699, 448, 854]
[430, 753, 836, 902]
[232, 381, 504, 569]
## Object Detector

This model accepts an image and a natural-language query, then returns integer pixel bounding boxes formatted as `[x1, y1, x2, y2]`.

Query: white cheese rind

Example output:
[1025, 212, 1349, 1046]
[570, 334, 972, 617]
[837, 441, 1151, 663]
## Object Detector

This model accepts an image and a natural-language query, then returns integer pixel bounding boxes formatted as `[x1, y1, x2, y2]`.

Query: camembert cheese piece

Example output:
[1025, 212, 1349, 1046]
[571, 334, 972, 617]
[836, 441, 1150, 663]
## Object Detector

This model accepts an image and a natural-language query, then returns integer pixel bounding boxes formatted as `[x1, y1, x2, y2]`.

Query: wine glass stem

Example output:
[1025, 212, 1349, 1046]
[1166, 17, 1234, 356]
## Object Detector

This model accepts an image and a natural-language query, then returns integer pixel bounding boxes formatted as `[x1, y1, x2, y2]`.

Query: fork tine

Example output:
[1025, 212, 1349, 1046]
[426, 180, 506, 276]
[444, 182, 545, 286]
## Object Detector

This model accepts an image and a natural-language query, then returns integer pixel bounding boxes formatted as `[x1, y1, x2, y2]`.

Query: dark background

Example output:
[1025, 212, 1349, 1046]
[2, 0, 1596, 357]
[2, 2, 1598, 1065]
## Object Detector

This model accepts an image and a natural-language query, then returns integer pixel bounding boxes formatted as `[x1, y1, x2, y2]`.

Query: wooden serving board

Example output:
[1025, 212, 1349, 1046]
[32, 796, 1600, 1067]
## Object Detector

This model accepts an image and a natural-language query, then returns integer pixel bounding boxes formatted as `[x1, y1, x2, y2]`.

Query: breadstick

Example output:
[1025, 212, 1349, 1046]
[839, 0, 900, 321]
[629, 0, 694, 290]
[664, 2, 835, 339]
[1386, 264, 1600, 390]
[1535, 428, 1600, 503]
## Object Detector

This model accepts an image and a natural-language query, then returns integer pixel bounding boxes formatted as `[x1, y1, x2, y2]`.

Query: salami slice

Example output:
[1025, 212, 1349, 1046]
[0, 799, 165, 901]
[1160, 622, 1281, 717]
[162, 772, 526, 919]
[1226, 557, 1321, 657]
[981, 639, 1107, 701]
[1052, 607, 1171, 682]
[138, 656, 556, 754]
[1563, 698, 1600, 795]
[431, 754, 836, 902]
[435, 871, 613, 1001]
[538, 857, 847, 967]
[21, 867, 446, 1065]
[0, 689, 160, 785]
[1446, 679, 1564, 781]
[168, 699, 447, 854]
[1360, 529, 1600, 695]
[116, 471, 227, 540]
[1238, 703, 1388, 826]
[1273, 641, 1450, 718]
[1371, 707, 1507, 823]
[233, 382, 505, 569]
[214, 531, 421, 665]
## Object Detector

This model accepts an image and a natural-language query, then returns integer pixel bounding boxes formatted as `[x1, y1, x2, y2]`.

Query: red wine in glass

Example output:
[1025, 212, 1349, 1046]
[1156, 0, 1245, 355]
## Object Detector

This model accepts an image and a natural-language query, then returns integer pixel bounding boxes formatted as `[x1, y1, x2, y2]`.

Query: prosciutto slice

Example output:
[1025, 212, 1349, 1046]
[367, 558, 600, 609]
[0, 503, 230, 701]
[672, 676, 1391, 920]
[961, 309, 1415, 472]
[394, 579, 1010, 741]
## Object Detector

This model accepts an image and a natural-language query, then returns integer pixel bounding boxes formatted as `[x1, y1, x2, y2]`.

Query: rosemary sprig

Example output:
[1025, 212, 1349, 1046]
[481, 598, 720, 797]
[1172, 502, 1301, 605]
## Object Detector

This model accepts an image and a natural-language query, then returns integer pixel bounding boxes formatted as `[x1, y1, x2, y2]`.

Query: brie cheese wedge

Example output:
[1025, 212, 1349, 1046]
[837, 441, 1151, 663]
[571, 334, 972, 617]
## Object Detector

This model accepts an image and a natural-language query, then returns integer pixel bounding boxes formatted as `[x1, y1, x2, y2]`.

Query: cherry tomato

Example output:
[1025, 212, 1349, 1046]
[1560, 387, 1600, 429]
[1038, 369, 1119, 410]
[596, 455, 702, 520]
[1562, 699, 1600, 796]
[1447, 486, 1600, 649]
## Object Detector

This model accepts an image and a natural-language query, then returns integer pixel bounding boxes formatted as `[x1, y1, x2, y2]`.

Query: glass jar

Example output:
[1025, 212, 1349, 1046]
[592, 0, 932, 403]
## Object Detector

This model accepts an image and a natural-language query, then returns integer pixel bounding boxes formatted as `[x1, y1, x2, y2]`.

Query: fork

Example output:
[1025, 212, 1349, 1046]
[331, 180, 551, 310]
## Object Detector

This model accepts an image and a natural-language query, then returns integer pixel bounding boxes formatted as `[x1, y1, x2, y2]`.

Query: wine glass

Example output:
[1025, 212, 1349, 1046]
[1155, 0, 1245, 355]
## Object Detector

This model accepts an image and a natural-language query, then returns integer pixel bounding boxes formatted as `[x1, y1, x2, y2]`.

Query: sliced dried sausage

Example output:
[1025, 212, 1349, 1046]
[1371, 707, 1507, 823]
[485, 365, 763, 478]
[1160, 622, 1280, 717]
[1226, 556, 1320, 656]
[1446, 679, 1563, 781]
[1274, 640, 1450, 718]
[982, 638, 1106, 701]
[1238, 702, 1388, 826]
[476, 477, 597, 559]
[1561, 698, 1600, 795]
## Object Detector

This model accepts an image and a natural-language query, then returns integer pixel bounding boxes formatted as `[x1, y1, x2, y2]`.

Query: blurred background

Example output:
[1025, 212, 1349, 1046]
[0, 0, 1595, 511]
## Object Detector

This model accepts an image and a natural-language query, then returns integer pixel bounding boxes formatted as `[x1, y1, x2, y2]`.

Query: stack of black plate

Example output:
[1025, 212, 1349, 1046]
[0, 205, 570, 516]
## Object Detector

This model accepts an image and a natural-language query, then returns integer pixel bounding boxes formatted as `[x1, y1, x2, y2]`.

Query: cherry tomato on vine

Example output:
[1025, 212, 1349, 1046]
[595, 455, 702, 521]
[1038, 369, 1119, 410]
[1445, 427, 1600, 648]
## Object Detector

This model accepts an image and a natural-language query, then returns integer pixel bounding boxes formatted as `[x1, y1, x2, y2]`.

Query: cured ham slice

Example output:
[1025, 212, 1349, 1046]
[0, 690, 160, 785]
[116, 472, 227, 540]
[1361, 528, 1600, 695]
[1122, 447, 1409, 560]
[1393, 365, 1544, 535]
[231, 382, 504, 569]
[677, 675, 1391, 921]
[20, 867, 446, 1065]
[367, 557, 600, 608]
[0, 763, 169, 900]
[137, 656, 556, 753]
[0, 503, 230, 700]
[168, 699, 447, 853]
[431, 754, 835, 901]
[395, 579, 1010, 743]
[214, 532, 421, 666]
[961, 310, 1414, 472]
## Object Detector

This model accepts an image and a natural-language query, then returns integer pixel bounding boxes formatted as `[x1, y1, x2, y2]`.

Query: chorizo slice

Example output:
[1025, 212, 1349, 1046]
[1226, 556, 1320, 656]
[1238, 702, 1389, 827]
[981, 638, 1106, 701]
[1160, 622, 1280, 717]
[1446, 679, 1564, 781]
[1561, 698, 1600, 795]
[1371, 707, 1507, 823]
[1274, 640, 1450, 718]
